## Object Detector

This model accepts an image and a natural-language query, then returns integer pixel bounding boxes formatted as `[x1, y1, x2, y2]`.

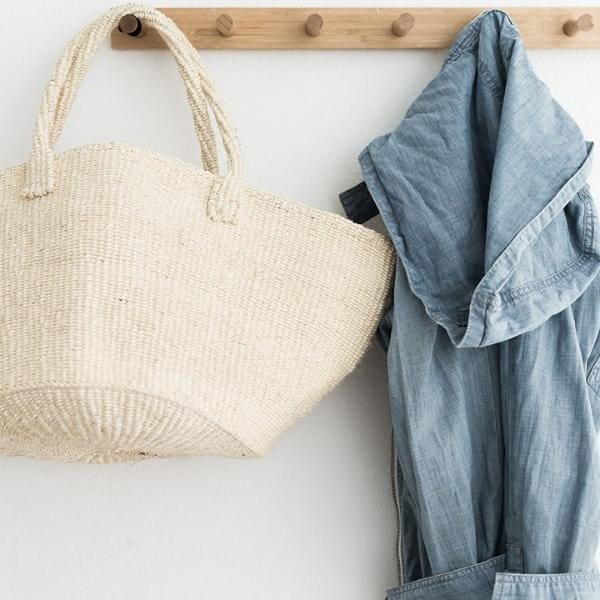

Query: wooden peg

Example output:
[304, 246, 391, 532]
[118, 14, 143, 37]
[392, 13, 415, 37]
[563, 13, 594, 36]
[216, 14, 235, 37]
[305, 13, 324, 38]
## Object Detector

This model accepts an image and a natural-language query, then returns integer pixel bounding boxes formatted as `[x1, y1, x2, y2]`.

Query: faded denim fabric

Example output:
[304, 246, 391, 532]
[341, 10, 600, 600]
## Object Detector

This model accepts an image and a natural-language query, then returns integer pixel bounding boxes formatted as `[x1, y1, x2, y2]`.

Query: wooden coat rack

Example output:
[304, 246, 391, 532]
[111, 7, 600, 50]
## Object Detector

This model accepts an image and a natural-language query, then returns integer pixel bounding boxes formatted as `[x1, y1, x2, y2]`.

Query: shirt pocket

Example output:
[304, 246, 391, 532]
[588, 354, 600, 397]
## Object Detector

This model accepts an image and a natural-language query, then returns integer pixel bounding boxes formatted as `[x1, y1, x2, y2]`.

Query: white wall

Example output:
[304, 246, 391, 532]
[1, 1, 600, 599]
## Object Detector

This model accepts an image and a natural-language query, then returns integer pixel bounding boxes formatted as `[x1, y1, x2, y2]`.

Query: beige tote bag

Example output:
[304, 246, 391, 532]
[0, 4, 394, 462]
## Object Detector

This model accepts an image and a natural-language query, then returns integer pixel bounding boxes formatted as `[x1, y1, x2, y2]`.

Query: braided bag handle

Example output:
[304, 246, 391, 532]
[23, 4, 243, 223]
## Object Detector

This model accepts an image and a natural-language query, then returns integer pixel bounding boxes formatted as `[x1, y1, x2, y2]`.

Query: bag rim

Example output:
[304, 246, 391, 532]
[3, 141, 394, 246]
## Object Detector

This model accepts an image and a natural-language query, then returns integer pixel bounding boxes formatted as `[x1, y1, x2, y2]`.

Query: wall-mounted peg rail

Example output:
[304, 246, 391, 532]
[111, 7, 600, 50]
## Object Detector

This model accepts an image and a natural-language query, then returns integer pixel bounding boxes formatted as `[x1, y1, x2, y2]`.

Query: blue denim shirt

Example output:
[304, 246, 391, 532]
[342, 10, 600, 599]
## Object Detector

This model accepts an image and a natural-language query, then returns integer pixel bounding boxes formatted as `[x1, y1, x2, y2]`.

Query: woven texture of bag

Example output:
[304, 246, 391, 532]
[0, 4, 394, 463]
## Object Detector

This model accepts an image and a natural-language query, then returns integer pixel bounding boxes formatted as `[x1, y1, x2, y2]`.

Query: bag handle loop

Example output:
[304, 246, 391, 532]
[23, 4, 243, 223]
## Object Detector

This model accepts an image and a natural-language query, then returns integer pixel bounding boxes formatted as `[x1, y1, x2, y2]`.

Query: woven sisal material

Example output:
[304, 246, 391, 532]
[0, 4, 395, 462]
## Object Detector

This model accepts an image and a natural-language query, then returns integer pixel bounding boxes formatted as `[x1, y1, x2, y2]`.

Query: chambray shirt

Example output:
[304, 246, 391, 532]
[342, 10, 600, 600]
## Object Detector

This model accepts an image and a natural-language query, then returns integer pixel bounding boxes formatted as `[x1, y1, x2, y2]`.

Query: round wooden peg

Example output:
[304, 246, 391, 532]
[216, 14, 235, 37]
[563, 13, 594, 36]
[118, 14, 143, 37]
[392, 13, 415, 37]
[305, 13, 324, 38]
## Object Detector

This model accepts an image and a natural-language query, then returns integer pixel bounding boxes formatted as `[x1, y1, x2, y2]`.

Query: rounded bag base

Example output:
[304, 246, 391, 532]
[0, 387, 254, 463]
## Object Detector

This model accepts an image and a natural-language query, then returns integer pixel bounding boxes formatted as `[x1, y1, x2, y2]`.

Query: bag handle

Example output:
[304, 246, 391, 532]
[23, 4, 243, 223]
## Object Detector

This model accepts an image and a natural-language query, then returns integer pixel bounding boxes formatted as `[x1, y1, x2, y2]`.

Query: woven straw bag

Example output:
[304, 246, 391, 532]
[0, 4, 394, 462]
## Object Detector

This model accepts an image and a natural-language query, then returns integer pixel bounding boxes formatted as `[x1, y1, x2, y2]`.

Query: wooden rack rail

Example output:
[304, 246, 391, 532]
[111, 7, 600, 50]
